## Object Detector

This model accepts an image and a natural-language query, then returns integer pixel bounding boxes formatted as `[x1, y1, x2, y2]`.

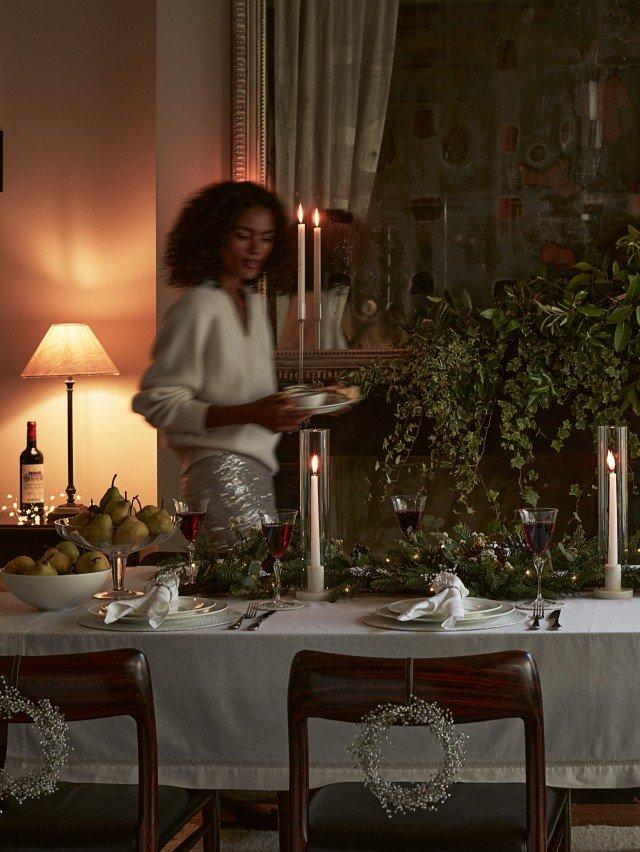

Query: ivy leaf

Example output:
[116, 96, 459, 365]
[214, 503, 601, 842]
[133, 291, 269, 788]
[521, 486, 539, 507]
[615, 321, 631, 351]
[480, 308, 497, 319]
[608, 305, 633, 324]
[569, 484, 582, 498]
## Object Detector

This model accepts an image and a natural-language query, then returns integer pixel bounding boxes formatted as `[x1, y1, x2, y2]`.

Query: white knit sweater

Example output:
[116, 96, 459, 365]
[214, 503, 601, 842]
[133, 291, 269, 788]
[132, 282, 280, 474]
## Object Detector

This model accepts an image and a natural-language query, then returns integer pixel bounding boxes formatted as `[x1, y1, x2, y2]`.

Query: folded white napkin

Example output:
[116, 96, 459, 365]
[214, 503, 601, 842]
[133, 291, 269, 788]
[397, 571, 469, 630]
[104, 573, 180, 629]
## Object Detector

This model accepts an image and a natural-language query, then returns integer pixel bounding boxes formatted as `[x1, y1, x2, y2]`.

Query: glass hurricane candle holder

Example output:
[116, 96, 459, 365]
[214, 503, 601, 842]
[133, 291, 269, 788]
[597, 425, 628, 566]
[297, 428, 331, 601]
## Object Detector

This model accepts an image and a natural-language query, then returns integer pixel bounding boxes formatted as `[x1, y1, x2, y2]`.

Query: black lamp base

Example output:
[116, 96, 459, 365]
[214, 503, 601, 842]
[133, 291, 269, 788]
[47, 503, 88, 523]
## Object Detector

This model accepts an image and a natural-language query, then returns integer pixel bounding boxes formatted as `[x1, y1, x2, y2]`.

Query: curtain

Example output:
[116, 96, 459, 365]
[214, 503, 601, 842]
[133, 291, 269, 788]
[274, 0, 399, 220]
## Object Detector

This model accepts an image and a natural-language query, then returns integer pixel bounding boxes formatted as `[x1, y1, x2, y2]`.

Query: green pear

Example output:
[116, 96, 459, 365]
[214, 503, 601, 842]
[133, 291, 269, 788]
[3, 555, 35, 574]
[82, 513, 114, 546]
[68, 511, 91, 529]
[75, 550, 109, 573]
[105, 496, 135, 526]
[99, 474, 121, 511]
[40, 548, 72, 575]
[23, 560, 58, 576]
[114, 516, 149, 547]
[56, 541, 80, 564]
[145, 508, 174, 536]
[136, 504, 159, 527]
[87, 500, 101, 518]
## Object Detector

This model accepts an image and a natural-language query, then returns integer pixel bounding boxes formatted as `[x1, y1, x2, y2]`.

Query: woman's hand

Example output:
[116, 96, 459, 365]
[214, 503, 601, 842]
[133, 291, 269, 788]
[247, 393, 310, 432]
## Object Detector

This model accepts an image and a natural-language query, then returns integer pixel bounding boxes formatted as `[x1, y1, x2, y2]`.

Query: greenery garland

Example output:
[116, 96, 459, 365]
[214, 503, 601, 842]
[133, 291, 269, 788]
[157, 519, 640, 603]
[348, 226, 640, 515]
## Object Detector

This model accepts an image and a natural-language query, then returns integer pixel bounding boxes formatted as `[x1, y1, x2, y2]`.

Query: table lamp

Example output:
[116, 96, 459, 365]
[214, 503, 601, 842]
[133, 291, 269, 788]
[21, 323, 119, 520]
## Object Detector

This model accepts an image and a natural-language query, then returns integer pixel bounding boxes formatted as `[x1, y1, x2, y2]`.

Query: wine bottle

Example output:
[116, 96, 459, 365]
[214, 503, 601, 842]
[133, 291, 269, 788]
[20, 421, 44, 517]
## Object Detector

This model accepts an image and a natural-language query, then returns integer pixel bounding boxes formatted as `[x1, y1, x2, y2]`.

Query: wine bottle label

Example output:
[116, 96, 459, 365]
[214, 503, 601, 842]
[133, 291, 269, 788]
[21, 464, 44, 503]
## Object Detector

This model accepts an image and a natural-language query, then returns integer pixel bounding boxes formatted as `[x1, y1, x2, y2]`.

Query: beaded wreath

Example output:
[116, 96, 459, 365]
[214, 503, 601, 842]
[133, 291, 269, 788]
[349, 698, 467, 817]
[0, 678, 70, 805]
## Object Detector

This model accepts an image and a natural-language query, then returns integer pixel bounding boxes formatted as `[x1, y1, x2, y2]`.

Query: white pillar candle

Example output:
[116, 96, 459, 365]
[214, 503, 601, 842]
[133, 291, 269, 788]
[297, 204, 306, 321]
[313, 208, 322, 347]
[606, 450, 619, 589]
[309, 454, 323, 593]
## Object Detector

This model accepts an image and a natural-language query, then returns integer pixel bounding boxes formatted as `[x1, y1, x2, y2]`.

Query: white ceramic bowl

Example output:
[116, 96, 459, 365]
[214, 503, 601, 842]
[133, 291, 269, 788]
[2, 569, 111, 611]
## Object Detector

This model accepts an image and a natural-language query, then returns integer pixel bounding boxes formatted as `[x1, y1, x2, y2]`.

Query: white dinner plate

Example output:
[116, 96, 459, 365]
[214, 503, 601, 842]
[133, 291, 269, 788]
[386, 597, 502, 620]
[94, 597, 227, 622]
[376, 601, 515, 623]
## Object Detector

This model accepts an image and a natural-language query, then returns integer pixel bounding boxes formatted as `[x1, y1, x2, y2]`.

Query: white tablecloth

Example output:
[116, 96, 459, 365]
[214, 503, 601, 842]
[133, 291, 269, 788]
[2, 568, 640, 790]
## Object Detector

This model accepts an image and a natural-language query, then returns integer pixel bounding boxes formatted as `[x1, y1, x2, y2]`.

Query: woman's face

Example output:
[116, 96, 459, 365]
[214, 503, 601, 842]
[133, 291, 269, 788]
[220, 205, 276, 282]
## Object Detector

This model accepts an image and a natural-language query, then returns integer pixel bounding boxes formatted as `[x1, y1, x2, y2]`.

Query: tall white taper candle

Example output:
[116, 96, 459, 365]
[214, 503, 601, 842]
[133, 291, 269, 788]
[309, 454, 323, 593]
[606, 449, 620, 590]
[313, 209, 322, 349]
[297, 204, 306, 321]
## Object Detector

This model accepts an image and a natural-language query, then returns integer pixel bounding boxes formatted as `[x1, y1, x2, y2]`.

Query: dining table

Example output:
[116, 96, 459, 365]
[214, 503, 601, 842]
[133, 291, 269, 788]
[2, 566, 640, 792]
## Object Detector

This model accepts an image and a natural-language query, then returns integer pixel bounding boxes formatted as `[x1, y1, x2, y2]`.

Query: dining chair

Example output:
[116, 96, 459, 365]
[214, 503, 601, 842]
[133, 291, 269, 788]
[0, 648, 219, 851]
[285, 649, 570, 852]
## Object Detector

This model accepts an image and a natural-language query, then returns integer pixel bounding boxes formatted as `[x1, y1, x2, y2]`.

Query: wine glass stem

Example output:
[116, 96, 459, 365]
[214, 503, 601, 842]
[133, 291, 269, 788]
[273, 559, 282, 602]
[534, 555, 544, 602]
[187, 542, 196, 582]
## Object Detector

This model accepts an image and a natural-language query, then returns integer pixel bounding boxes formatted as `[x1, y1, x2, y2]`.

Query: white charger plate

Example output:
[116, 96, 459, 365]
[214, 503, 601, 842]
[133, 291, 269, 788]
[386, 597, 502, 621]
[94, 597, 227, 623]
[376, 601, 515, 623]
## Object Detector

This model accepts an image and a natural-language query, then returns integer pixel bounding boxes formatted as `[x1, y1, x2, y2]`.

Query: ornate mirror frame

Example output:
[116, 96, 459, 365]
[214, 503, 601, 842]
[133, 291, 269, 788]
[230, 0, 405, 383]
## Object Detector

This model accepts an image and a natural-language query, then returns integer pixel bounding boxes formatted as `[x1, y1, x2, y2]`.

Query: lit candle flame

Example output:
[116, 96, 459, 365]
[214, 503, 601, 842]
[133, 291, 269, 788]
[311, 453, 319, 474]
[607, 450, 615, 472]
[313, 208, 320, 227]
[298, 203, 304, 224]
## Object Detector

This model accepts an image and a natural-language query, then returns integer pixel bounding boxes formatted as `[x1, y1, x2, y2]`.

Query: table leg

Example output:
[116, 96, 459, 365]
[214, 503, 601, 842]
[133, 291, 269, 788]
[277, 790, 290, 852]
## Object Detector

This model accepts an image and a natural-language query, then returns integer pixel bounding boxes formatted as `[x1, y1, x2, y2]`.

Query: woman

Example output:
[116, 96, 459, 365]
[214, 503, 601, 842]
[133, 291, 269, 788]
[133, 181, 307, 550]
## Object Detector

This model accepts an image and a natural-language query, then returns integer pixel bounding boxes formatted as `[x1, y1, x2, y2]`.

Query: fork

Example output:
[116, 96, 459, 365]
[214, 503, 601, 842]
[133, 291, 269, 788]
[227, 602, 258, 629]
[529, 599, 544, 630]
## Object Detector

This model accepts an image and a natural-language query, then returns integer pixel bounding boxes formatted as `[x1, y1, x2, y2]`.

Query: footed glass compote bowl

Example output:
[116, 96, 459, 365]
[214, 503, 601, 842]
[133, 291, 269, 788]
[55, 517, 178, 601]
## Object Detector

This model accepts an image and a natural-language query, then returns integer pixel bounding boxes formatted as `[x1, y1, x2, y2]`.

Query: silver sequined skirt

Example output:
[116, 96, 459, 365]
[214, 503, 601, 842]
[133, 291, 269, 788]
[180, 452, 276, 551]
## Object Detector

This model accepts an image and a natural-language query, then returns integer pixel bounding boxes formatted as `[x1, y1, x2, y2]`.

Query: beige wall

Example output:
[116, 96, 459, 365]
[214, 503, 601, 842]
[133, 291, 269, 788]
[155, 0, 231, 505]
[0, 0, 157, 507]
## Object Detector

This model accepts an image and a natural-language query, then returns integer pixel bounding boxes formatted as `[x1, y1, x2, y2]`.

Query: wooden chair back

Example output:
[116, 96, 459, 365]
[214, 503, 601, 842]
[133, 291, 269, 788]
[288, 649, 546, 852]
[0, 649, 158, 851]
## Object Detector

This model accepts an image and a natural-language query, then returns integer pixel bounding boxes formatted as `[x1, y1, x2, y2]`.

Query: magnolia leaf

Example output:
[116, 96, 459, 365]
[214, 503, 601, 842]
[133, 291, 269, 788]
[629, 224, 640, 238]
[628, 274, 640, 300]
[614, 321, 631, 351]
[577, 304, 604, 317]
[613, 260, 622, 277]
[480, 308, 497, 319]
[573, 261, 593, 271]
[568, 272, 591, 287]
[460, 289, 473, 310]
[608, 305, 633, 324]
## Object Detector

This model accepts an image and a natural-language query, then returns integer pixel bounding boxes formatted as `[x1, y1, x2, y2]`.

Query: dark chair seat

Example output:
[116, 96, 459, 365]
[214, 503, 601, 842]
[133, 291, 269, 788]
[307, 782, 568, 852]
[0, 781, 212, 851]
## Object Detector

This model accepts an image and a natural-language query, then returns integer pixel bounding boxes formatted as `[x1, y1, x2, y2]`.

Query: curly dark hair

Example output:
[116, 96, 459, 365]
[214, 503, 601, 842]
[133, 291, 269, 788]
[164, 181, 288, 287]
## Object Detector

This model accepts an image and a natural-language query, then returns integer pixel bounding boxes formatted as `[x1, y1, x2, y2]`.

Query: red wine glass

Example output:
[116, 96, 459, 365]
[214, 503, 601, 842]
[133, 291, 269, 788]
[259, 509, 303, 610]
[391, 495, 427, 537]
[173, 498, 210, 582]
[518, 507, 558, 610]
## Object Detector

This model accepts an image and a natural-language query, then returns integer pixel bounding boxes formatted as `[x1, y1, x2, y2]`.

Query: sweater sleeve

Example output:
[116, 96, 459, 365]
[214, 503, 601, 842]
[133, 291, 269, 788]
[132, 292, 213, 433]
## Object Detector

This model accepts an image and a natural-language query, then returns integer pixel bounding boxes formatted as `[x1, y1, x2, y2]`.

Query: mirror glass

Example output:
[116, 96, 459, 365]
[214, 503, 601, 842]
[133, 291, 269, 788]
[265, 0, 640, 351]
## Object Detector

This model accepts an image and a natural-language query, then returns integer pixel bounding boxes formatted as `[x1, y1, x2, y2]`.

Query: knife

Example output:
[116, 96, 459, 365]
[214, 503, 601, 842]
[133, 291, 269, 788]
[246, 610, 276, 630]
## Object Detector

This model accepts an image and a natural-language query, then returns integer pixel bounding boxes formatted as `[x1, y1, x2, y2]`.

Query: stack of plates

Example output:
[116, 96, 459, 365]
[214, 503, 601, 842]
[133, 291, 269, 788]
[365, 597, 526, 632]
[79, 597, 242, 632]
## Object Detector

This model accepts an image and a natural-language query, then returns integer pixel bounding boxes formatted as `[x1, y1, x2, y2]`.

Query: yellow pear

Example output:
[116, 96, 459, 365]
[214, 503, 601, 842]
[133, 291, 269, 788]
[114, 516, 149, 547]
[105, 496, 135, 526]
[23, 560, 58, 576]
[82, 513, 114, 546]
[136, 504, 159, 527]
[3, 555, 35, 574]
[145, 508, 174, 536]
[56, 541, 80, 565]
[68, 511, 91, 529]
[75, 550, 109, 573]
[40, 548, 72, 575]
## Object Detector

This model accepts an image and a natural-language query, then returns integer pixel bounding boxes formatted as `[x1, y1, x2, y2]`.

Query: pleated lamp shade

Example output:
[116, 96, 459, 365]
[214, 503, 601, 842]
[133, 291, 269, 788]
[21, 324, 119, 378]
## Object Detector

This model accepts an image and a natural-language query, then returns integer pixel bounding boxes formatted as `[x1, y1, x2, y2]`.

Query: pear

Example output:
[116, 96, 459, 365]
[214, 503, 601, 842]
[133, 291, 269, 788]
[82, 513, 114, 546]
[145, 508, 174, 536]
[40, 548, 72, 575]
[56, 541, 80, 565]
[23, 560, 58, 576]
[3, 555, 35, 574]
[105, 496, 135, 526]
[75, 550, 109, 573]
[68, 511, 91, 529]
[136, 504, 159, 527]
[114, 516, 149, 547]
[87, 500, 101, 518]
[99, 474, 121, 511]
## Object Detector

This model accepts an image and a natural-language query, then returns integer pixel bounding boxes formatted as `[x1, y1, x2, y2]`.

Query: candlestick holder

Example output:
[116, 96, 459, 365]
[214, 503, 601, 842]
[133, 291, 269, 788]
[594, 425, 632, 599]
[296, 428, 331, 601]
